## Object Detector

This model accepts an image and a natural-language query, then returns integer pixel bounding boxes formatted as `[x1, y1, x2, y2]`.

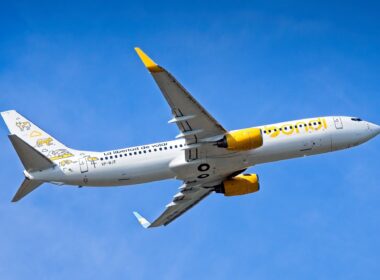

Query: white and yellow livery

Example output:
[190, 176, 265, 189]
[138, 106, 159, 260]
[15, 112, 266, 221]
[2, 48, 379, 228]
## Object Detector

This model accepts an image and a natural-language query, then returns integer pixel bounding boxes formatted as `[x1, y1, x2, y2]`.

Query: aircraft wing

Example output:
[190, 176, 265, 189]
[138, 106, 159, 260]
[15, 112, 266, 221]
[135, 48, 227, 160]
[133, 182, 214, 228]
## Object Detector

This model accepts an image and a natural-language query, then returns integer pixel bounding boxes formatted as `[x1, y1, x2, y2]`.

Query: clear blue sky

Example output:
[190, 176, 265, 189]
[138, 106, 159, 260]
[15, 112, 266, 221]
[0, 1, 379, 279]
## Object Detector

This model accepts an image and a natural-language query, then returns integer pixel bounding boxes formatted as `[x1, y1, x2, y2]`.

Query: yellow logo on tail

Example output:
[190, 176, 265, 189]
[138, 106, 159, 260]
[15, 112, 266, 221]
[16, 121, 31, 131]
[36, 137, 53, 147]
[30, 130, 42, 138]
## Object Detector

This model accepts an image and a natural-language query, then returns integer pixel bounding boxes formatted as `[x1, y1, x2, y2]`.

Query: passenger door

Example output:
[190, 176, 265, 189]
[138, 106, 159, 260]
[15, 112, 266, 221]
[333, 117, 343, 129]
[79, 157, 88, 173]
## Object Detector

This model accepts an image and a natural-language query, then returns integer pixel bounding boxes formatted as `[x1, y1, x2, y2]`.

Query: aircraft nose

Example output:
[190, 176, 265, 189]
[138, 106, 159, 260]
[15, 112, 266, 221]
[373, 124, 380, 136]
[368, 122, 380, 137]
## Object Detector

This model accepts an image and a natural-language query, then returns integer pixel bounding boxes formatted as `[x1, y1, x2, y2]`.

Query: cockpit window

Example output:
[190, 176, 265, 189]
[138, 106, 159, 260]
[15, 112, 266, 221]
[351, 117, 362, 122]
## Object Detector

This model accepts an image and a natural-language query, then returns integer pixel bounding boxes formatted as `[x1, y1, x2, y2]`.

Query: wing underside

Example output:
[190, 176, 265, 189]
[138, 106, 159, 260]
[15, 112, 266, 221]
[134, 183, 214, 228]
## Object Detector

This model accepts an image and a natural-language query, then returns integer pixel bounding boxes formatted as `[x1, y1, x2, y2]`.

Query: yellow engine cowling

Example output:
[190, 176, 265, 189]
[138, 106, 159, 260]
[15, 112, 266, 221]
[216, 128, 263, 151]
[215, 174, 260, 196]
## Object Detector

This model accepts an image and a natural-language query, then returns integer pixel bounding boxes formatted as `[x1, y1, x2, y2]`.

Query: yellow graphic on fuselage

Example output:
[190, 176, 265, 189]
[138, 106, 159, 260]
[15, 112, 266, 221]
[30, 130, 42, 138]
[48, 149, 74, 161]
[86, 156, 99, 162]
[59, 159, 75, 167]
[16, 121, 31, 131]
[264, 118, 328, 138]
[37, 137, 53, 147]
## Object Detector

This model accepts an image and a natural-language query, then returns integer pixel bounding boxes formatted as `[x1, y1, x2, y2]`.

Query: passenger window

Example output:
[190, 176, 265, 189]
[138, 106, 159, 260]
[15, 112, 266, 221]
[159, 148, 162, 151]
[100, 158, 103, 161]
[134, 152, 137, 155]
[105, 157, 108, 160]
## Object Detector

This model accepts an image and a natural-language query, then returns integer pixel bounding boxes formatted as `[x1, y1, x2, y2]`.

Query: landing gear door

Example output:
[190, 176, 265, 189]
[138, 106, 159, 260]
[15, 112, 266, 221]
[79, 157, 88, 173]
[333, 117, 343, 129]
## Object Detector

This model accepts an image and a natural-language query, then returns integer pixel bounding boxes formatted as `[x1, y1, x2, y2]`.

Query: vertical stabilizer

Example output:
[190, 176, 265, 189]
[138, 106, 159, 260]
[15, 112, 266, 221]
[1, 110, 75, 163]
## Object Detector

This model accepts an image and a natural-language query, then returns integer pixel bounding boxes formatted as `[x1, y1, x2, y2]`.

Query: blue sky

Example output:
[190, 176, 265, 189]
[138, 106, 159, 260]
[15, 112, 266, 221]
[0, 1, 379, 279]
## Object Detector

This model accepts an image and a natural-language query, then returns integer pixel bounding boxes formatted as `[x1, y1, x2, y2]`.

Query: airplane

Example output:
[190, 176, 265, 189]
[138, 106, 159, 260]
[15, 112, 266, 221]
[1, 48, 379, 228]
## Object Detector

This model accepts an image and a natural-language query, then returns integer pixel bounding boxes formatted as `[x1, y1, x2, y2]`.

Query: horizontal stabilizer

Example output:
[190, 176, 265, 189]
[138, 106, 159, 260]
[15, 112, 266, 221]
[12, 178, 43, 202]
[8, 134, 55, 172]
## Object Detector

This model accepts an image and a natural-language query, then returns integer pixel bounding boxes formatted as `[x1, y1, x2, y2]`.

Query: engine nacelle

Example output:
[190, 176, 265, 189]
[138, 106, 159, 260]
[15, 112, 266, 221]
[216, 128, 263, 151]
[215, 174, 260, 196]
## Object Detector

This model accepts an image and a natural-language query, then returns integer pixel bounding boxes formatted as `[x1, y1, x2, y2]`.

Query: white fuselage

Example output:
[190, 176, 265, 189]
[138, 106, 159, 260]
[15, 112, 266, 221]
[27, 116, 380, 187]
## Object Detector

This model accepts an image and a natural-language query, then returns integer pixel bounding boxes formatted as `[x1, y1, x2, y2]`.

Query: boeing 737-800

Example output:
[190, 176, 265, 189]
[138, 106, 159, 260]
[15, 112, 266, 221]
[2, 48, 379, 228]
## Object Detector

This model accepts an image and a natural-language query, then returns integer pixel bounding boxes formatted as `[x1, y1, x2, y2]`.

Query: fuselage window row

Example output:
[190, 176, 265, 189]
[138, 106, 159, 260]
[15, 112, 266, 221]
[263, 121, 322, 134]
[99, 144, 184, 161]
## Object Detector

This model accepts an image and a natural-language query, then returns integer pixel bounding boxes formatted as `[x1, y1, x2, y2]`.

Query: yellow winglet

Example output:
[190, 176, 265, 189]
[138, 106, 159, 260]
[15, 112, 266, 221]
[134, 47, 162, 73]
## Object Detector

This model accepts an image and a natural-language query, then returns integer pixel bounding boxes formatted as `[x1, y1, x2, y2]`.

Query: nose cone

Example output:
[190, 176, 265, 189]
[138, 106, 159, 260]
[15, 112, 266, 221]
[369, 123, 380, 137]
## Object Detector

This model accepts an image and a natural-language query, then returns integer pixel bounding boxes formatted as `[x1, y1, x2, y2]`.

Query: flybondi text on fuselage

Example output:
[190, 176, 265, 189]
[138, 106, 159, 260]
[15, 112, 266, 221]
[264, 118, 328, 138]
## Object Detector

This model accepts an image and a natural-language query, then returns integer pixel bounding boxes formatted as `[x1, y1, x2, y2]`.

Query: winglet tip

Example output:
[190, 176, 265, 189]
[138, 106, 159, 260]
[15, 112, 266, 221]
[133, 211, 151, 229]
[134, 47, 162, 73]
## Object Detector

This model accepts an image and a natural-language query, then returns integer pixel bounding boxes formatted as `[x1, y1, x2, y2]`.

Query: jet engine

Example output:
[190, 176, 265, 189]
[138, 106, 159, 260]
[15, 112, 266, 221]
[216, 128, 263, 151]
[215, 174, 260, 196]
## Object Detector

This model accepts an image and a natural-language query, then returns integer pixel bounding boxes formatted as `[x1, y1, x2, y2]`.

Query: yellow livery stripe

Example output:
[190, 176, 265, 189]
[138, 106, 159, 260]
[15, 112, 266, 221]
[134, 47, 163, 73]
